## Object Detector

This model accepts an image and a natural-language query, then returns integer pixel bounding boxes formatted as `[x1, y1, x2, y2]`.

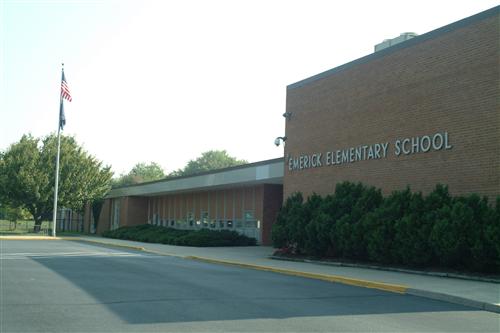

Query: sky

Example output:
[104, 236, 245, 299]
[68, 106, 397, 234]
[1, 0, 498, 177]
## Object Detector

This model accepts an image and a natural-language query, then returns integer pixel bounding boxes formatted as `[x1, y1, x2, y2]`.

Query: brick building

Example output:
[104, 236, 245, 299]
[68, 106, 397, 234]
[284, 6, 499, 199]
[85, 6, 499, 244]
[85, 159, 283, 245]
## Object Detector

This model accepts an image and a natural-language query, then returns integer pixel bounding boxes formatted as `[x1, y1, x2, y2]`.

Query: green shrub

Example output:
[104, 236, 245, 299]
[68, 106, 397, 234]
[365, 212, 396, 264]
[482, 197, 500, 272]
[298, 193, 323, 253]
[304, 211, 332, 256]
[175, 229, 256, 247]
[430, 202, 470, 268]
[339, 184, 382, 259]
[364, 188, 413, 264]
[272, 192, 304, 250]
[271, 182, 500, 274]
[392, 191, 433, 267]
[429, 194, 495, 271]
[331, 214, 353, 258]
[462, 195, 499, 272]
[270, 223, 288, 249]
[103, 224, 256, 247]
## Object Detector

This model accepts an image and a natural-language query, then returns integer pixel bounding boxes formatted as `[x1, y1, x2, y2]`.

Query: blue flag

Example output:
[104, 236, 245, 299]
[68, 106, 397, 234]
[59, 100, 66, 130]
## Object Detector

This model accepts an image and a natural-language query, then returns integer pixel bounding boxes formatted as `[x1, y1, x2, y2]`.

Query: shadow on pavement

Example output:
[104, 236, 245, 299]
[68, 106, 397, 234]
[32, 251, 477, 325]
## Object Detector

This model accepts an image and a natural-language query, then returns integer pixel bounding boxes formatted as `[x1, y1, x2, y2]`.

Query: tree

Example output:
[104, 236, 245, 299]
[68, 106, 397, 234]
[113, 162, 165, 187]
[170, 150, 247, 177]
[0, 134, 113, 226]
[0, 203, 31, 231]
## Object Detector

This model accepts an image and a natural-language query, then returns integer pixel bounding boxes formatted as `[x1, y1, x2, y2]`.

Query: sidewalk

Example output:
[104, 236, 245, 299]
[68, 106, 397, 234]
[3, 235, 499, 313]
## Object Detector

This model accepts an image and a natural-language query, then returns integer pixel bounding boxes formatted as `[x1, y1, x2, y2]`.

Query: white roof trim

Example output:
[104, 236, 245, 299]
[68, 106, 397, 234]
[107, 160, 284, 198]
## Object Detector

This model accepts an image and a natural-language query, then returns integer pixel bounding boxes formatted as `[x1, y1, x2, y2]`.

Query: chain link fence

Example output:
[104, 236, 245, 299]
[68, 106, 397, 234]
[0, 220, 51, 234]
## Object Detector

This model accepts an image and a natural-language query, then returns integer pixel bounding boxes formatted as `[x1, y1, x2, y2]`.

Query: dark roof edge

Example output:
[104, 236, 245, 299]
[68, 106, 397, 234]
[287, 5, 499, 90]
[111, 157, 284, 190]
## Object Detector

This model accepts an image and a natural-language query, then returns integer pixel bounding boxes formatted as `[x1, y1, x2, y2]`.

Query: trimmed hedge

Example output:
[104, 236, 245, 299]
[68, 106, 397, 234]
[272, 182, 500, 273]
[103, 224, 256, 247]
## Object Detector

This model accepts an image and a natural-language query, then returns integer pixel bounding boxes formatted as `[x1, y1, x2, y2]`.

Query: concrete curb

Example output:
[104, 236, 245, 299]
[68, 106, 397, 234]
[186, 255, 408, 294]
[68, 238, 186, 259]
[0, 236, 59, 240]
[141, 248, 186, 259]
[8, 236, 497, 313]
[270, 255, 500, 284]
[1, 236, 87, 241]
[407, 288, 500, 314]
[270, 255, 500, 314]
[66, 238, 146, 252]
[0, 235, 148, 252]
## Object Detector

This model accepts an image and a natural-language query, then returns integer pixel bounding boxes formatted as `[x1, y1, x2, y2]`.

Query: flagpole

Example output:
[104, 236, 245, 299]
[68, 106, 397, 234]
[52, 64, 64, 237]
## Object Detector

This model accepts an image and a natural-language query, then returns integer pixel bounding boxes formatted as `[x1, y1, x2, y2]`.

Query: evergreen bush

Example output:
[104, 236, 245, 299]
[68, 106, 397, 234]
[271, 182, 500, 274]
[103, 224, 256, 247]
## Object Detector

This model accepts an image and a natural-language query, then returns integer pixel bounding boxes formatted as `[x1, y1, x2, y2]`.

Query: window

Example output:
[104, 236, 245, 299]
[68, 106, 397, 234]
[187, 212, 194, 227]
[170, 220, 175, 227]
[227, 220, 233, 228]
[244, 211, 255, 220]
[219, 220, 225, 228]
[201, 211, 209, 227]
[245, 220, 257, 228]
[244, 211, 256, 228]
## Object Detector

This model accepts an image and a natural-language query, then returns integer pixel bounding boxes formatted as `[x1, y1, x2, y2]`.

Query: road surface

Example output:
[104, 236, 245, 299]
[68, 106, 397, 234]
[1, 240, 498, 332]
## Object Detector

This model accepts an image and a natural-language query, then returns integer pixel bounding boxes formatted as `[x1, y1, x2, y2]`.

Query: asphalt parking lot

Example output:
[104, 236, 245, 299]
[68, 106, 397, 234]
[1, 240, 498, 332]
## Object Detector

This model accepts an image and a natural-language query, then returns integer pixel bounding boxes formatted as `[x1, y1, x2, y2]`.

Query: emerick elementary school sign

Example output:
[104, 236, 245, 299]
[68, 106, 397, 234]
[288, 131, 452, 171]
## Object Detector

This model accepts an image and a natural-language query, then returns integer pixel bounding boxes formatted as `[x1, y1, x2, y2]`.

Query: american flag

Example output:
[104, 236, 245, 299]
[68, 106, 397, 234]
[61, 71, 72, 102]
[59, 69, 71, 130]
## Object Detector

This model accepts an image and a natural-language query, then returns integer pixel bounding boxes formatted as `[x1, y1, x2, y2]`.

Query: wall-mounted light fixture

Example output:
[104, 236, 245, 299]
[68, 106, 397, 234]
[274, 136, 287, 147]
[282, 112, 292, 120]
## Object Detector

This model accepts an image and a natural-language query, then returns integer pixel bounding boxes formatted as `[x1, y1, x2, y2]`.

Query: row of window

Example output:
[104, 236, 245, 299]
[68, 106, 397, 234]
[149, 217, 260, 229]
[149, 211, 258, 228]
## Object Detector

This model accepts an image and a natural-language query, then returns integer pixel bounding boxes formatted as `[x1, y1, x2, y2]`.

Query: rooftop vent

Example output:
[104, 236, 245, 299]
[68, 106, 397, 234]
[374, 32, 418, 52]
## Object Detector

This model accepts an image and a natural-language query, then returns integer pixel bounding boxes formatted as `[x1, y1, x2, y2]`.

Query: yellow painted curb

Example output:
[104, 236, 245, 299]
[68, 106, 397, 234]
[1, 236, 407, 294]
[186, 256, 408, 294]
[1, 236, 86, 240]
[0, 236, 59, 240]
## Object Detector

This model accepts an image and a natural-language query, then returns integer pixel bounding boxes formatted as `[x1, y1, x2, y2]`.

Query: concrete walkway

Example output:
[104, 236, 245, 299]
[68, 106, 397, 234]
[2, 235, 499, 313]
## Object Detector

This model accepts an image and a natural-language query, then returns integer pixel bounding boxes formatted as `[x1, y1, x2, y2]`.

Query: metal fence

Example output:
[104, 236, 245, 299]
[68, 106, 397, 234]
[0, 220, 51, 234]
[0, 208, 84, 234]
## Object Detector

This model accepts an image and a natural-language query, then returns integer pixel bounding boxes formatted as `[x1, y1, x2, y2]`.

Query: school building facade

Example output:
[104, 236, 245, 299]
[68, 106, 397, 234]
[284, 6, 499, 199]
[85, 159, 283, 245]
[85, 6, 499, 244]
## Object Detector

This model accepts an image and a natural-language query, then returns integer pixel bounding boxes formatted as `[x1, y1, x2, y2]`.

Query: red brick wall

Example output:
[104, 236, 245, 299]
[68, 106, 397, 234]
[262, 184, 284, 246]
[123, 196, 148, 227]
[95, 199, 111, 235]
[95, 185, 283, 245]
[284, 12, 499, 200]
